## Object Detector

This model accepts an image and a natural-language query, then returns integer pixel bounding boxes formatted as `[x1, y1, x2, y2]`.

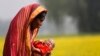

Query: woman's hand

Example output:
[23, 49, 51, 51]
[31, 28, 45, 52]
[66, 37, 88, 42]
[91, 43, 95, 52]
[31, 44, 41, 56]
[31, 43, 41, 52]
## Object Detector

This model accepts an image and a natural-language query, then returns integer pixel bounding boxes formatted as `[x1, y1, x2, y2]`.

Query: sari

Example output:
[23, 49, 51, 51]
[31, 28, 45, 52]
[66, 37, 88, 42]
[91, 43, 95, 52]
[3, 3, 47, 56]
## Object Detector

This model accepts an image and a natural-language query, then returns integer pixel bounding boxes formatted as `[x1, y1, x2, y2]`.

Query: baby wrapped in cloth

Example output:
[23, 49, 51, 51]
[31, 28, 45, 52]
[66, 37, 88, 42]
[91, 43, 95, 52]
[31, 39, 55, 56]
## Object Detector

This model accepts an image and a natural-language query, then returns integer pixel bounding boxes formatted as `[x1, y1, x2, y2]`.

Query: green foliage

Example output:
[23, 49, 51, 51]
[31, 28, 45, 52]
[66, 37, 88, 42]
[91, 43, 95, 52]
[40, 0, 82, 33]
[41, 0, 80, 17]
[41, 0, 100, 33]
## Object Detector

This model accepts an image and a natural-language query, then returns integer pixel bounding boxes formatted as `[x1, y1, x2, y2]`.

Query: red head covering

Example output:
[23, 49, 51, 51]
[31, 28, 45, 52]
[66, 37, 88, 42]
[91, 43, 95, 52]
[3, 3, 47, 56]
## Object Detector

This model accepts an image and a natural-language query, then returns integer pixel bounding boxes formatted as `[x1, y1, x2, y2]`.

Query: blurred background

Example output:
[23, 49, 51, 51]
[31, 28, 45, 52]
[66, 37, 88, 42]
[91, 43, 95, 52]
[0, 0, 100, 56]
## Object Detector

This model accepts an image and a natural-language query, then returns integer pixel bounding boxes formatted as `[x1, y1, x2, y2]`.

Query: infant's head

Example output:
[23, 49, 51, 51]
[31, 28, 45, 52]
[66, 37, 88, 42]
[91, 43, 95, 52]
[44, 39, 55, 50]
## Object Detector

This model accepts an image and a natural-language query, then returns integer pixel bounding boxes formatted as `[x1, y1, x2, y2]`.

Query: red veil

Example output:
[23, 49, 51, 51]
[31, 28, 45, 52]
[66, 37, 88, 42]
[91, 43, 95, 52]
[3, 3, 47, 56]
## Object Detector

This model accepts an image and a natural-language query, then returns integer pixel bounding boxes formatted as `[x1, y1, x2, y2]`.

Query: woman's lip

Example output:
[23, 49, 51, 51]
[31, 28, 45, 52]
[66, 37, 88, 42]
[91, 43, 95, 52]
[37, 26, 40, 28]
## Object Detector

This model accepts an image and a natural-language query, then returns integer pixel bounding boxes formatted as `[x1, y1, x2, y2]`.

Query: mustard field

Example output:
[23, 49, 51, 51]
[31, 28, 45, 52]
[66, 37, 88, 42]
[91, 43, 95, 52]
[0, 35, 100, 56]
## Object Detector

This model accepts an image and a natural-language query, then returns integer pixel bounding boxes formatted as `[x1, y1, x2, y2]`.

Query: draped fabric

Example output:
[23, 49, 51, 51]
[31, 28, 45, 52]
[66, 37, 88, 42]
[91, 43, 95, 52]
[3, 3, 47, 56]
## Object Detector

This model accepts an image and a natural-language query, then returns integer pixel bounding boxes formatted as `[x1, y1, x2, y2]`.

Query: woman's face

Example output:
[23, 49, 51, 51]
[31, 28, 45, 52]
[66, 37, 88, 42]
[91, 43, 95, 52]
[32, 17, 45, 28]
[30, 12, 46, 29]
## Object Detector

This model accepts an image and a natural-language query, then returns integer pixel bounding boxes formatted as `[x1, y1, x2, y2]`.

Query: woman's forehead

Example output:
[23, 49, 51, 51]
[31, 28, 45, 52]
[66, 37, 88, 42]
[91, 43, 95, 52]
[38, 12, 46, 18]
[35, 12, 46, 19]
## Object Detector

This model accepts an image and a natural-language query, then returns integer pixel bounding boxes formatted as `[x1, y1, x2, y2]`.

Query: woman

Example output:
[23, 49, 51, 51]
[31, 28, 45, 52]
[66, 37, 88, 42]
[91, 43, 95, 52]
[3, 3, 47, 56]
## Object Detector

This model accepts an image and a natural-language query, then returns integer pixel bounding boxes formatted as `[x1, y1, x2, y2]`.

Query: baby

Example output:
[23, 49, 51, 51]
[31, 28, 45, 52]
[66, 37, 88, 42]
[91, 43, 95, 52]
[31, 39, 55, 56]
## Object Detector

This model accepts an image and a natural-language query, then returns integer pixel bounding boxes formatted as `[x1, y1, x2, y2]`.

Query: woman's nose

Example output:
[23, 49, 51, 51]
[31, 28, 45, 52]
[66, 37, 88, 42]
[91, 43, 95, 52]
[38, 21, 43, 26]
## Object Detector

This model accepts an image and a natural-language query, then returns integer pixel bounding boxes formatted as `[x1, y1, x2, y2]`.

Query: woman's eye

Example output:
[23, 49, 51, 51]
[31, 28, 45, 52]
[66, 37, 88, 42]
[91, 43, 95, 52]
[40, 19, 44, 22]
[39, 18, 45, 21]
